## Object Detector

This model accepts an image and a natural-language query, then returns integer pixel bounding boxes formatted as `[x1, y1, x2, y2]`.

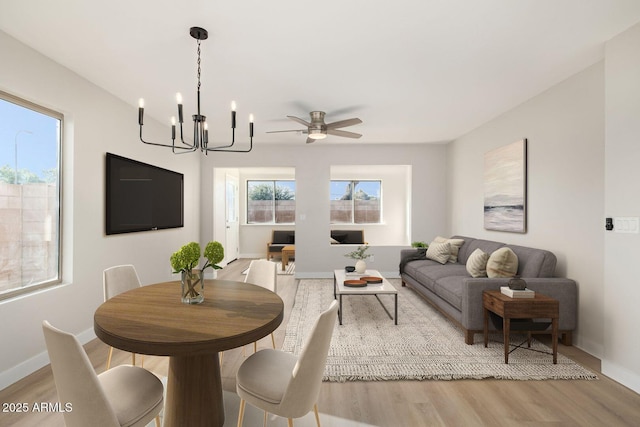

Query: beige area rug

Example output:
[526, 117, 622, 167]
[242, 260, 295, 275]
[282, 279, 598, 382]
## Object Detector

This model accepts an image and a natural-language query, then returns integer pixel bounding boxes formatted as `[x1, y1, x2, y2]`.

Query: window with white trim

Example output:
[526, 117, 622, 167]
[330, 180, 381, 224]
[246, 180, 295, 224]
[0, 91, 62, 300]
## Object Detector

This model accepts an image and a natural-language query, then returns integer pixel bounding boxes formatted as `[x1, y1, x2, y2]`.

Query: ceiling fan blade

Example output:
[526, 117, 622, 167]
[327, 129, 362, 139]
[306, 137, 315, 144]
[326, 118, 362, 129]
[287, 115, 311, 127]
[266, 129, 304, 134]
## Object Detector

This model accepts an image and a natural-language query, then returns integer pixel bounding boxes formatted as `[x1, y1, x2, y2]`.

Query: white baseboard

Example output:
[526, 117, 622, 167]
[0, 327, 96, 391]
[293, 271, 400, 280]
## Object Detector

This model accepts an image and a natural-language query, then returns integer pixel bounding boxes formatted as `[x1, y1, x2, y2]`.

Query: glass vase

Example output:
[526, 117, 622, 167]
[181, 269, 204, 304]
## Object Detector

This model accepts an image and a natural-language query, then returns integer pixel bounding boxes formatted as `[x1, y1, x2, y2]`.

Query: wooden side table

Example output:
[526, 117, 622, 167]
[281, 245, 295, 271]
[483, 290, 559, 364]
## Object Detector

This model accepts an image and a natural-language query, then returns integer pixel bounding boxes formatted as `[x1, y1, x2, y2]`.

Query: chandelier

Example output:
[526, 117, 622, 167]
[137, 27, 253, 154]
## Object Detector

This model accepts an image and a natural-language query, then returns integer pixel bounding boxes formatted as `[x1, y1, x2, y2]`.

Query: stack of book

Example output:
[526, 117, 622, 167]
[500, 286, 535, 298]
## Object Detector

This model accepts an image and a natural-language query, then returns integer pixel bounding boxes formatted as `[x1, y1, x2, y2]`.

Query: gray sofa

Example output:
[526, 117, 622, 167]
[400, 235, 577, 345]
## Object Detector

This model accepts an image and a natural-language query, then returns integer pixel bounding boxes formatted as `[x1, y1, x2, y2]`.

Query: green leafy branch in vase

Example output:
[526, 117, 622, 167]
[170, 241, 224, 299]
[344, 245, 372, 260]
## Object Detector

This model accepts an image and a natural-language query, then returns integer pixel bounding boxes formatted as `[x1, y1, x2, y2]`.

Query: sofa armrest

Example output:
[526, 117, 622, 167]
[399, 248, 427, 273]
[461, 277, 577, 331]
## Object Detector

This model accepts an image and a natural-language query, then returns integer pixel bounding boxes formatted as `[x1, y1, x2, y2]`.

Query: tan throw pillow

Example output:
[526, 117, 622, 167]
[434, 236, 465, 263]
[466, 248, 489, 278]
[486, 247, 519, 278]
[426, 242, 451, 264]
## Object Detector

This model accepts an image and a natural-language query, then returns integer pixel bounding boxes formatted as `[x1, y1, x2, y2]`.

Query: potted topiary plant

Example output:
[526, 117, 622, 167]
[344, 245, 372, 274]
[170, 241, 224, 304]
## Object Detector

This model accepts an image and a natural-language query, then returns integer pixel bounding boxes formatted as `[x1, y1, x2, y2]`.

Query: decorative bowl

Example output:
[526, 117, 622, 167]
[345, 266, 356, 272]
[344, 279, 367, 287]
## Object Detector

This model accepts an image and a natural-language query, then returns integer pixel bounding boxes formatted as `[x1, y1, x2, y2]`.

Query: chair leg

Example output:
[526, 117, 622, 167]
[106, 346, 114, 370]
[237, 399, 246, 427]
[155, 415, 161, 427]
[132, 352, 136, 366]
[263, 410, 267, 427]
[141, 354, 144, 368]
[314, 403, 321, 427]
[220, 351, 224, 366]
[271, 332, 276, 349]
[254, 341, 258, 353]
[288, 418, 294, 427]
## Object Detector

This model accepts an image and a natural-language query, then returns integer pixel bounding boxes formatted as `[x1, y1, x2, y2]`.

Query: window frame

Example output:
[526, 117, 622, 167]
[246, 179, 296, 225]
[330, 179, 382, 224]
[0, 90, 64, 301]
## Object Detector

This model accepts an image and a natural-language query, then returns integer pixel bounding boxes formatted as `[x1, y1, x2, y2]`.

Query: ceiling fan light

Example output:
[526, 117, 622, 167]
[308, 129, 327, 139]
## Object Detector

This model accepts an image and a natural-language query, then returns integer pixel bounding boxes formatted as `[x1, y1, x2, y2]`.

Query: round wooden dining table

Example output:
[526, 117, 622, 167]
[94, 279, 284, 427]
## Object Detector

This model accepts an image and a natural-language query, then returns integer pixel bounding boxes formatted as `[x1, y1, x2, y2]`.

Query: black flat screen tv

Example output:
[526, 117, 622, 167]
[106, 153, 184, 235]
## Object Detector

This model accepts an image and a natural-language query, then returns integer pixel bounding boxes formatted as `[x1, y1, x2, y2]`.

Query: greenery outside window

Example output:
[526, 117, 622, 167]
[247, 180, 295, 224]
[330, 180, 381, 224]
[0, 91, 63, 300]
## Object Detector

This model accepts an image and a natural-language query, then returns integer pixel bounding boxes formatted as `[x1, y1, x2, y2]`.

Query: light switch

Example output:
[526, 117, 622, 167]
[614, 217, 639, 233]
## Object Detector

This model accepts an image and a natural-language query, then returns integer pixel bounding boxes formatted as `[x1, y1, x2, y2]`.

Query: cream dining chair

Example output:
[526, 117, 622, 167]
[221, 259, 278, 366]
[103, 264, 144, 369]
[42, 321, 164, 427]
[236, 300, 338, 427]
[244, 259, 278, 352]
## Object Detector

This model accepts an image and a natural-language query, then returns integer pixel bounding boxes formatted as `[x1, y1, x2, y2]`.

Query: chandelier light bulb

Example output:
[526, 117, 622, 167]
[138, 98, 144, 108]
[231, 101, 237, 111]
[176, 93, 183, 104]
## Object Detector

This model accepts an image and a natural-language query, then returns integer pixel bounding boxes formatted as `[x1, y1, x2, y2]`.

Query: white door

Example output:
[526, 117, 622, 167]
[225, 174, 240, 263]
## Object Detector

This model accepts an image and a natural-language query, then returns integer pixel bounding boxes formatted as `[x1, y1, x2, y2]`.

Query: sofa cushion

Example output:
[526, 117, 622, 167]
[487, 247, 518, 278]
[504, 244, 557, 278]
[466, 248, 489, 278]
[433, 276, 465, 310]
[426, 242, 450, 264]
[457, 238, 505, 265]
[434, 236, 465, 263]
[406, 263, 468, 294]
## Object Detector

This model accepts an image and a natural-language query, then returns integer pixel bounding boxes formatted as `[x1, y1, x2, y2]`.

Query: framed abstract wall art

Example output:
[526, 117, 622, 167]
[484, 139, 527, 233]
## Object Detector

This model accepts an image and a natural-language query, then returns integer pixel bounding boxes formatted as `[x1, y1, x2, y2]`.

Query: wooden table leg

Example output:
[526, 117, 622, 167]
[552, 317, 558, 364]
[484, 308, 489, 348]
[281, 252, 288, 271]
[164, 353, 224, 427]
[503, 317, 511, 364]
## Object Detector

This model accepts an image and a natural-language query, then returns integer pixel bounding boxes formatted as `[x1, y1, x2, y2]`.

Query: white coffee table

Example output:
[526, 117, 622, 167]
[333, 269, 398, 325]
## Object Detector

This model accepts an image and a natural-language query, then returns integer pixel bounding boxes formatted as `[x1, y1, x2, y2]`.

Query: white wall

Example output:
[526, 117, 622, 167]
[603, 22, 640, 393]
[0, 31, 200, 389]
[447, 62, 606, 356]
[200, 143, 448, 277]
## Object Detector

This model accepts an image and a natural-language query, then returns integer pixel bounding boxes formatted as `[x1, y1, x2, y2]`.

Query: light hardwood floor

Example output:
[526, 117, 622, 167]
[1, 259, 639, 426]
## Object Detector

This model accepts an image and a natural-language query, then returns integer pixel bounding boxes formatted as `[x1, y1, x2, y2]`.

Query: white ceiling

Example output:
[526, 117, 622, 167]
[2, 0, 640, 145]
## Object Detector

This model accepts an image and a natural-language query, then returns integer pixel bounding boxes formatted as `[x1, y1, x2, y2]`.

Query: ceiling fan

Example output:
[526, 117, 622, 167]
[267, 111, 362, 143]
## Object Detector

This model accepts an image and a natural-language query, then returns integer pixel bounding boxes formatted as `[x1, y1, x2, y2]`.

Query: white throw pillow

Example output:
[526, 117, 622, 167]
[486, 247, 519, 278]
[434, 236, 465, 263]
[466, 248, 489, 278]
[426, 242, 451, 265]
